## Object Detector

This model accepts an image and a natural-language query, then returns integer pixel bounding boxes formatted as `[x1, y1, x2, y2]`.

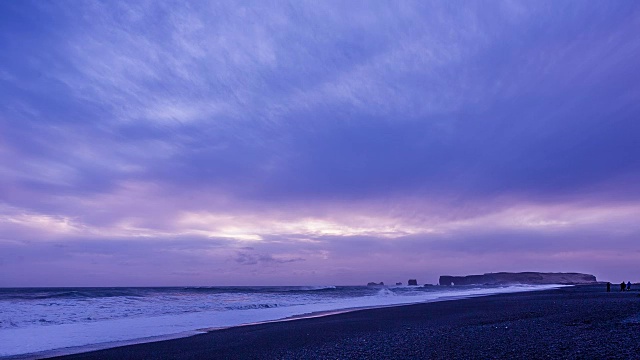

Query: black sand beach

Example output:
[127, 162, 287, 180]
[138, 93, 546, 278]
[51, 285, 640, 359]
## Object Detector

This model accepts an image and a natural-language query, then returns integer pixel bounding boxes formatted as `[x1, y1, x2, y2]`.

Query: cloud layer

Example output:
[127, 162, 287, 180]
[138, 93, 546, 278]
[1, 1, 639, 285]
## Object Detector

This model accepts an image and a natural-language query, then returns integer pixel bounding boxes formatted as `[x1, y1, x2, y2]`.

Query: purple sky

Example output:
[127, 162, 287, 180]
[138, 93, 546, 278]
[1, 1, 639, 286]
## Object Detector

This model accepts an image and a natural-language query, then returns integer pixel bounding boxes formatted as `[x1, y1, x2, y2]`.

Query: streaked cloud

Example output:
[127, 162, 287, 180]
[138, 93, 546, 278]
[1, 0, 639, 285]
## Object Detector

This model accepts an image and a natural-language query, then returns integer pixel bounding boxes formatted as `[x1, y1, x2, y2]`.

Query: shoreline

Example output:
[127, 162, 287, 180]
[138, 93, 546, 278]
[43, 284, 640, 359]
[3, 284, 561, 359]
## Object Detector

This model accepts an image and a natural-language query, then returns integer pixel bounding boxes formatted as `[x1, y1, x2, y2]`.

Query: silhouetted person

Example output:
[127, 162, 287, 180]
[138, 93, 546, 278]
[627, 282, 631, 291]
[621, 282, 626, 291]
[607, 282, 611, 292]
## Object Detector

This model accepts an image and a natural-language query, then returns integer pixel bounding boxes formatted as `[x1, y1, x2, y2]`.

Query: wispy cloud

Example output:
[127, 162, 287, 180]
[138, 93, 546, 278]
[1, 1, 639, 284]
[234, 251, 305, 265]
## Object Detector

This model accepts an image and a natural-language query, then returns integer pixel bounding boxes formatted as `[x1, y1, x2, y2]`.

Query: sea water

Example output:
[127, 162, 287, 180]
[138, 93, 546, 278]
[0, 284, 563, 358]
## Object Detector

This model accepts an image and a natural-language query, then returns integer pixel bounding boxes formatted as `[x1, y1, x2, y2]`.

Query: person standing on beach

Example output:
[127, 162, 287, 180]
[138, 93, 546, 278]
[607, 282, 611, 292]
[627, 282, 631, 291]
[621, 282, 626, 291]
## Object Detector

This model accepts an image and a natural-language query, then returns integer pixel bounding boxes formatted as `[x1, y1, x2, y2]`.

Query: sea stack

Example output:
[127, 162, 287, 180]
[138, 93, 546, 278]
[408, 279, 418, 286]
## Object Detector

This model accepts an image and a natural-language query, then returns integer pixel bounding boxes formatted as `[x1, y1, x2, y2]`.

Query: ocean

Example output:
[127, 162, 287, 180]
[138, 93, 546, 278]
[0, 284, 563, 358]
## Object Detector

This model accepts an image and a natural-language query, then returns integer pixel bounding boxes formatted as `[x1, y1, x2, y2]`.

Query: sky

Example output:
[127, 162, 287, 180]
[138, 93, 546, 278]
[1, 1, 639, 286]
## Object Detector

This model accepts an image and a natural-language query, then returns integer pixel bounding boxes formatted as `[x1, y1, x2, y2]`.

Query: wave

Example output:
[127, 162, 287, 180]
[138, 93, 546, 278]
[0, 289, 146, 300]
[375, 288, 397, 297]
[291, 286, 337, 291]
[225, 303, 282, 310]
[0, 286, 345, 301]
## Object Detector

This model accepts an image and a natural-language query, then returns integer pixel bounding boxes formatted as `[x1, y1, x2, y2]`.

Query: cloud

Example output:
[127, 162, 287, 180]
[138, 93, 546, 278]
[1, 1, 639, 284]
[2, 1, 639, 204]
[234, 251, 305, 266]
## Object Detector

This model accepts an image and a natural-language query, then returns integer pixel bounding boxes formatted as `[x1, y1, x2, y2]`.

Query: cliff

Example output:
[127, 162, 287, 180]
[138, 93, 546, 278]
[439, 272, 597, 286]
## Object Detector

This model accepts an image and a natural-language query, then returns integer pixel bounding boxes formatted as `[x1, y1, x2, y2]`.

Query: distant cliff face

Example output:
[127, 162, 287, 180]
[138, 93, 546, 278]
[439, 272, 597, 286]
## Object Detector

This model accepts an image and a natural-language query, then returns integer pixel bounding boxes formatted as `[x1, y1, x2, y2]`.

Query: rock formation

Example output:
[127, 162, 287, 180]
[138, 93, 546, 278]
[438, 272, 597, 286]
[367, 282, 384, 286]
[408, 279, 418, 286]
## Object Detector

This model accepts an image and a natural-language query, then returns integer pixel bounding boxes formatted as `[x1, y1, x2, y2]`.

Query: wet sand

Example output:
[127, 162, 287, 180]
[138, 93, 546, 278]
[51, 285, 640, 359]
